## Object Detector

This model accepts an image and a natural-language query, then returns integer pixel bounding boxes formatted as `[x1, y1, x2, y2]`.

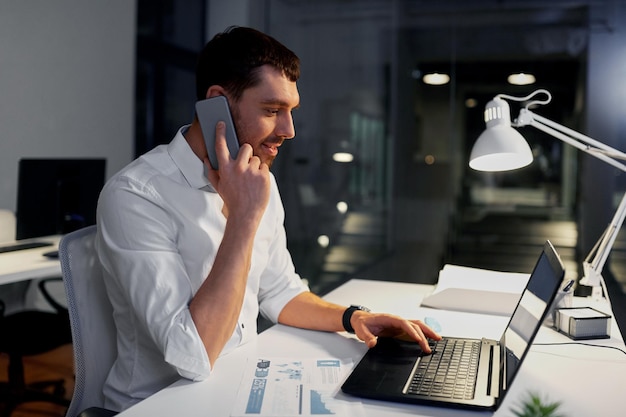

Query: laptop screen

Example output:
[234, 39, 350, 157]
[502, 243, 564, 390]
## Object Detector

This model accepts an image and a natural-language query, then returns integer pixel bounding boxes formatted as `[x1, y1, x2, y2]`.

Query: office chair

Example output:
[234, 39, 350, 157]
[59, 225, 118, 417]
[0, 278, 72, 417]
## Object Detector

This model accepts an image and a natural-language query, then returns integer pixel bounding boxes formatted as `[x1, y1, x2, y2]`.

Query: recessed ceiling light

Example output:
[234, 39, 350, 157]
[507, 73, 536, 85]
[465, 98, 478, 108]
[332, 152, 354, 163]
[423, 72, 450, 85]
[317, 234, 330, 248]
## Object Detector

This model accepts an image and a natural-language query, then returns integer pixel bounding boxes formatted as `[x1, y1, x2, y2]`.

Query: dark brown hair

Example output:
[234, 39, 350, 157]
[195, 26, 300, 101]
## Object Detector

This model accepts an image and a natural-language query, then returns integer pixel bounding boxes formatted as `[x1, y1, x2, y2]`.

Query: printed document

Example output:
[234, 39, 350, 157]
[231, 357, 362, 416]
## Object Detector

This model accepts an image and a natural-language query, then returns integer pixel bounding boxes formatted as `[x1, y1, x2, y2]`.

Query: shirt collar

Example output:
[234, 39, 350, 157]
[168, 125, 216, 193]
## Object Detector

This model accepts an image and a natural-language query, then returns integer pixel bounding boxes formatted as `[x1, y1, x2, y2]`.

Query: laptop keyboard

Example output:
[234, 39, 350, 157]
[406, 338, 480, 400]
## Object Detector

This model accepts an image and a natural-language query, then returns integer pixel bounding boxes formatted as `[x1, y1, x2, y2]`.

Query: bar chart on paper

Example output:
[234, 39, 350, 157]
[231, 358, 363, 416]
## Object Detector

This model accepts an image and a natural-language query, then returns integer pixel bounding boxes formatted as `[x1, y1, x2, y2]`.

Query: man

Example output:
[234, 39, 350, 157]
[96, 26, 440, 412]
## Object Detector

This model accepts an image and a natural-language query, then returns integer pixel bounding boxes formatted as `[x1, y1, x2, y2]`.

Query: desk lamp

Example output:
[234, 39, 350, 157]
[469, 89, 626, 300]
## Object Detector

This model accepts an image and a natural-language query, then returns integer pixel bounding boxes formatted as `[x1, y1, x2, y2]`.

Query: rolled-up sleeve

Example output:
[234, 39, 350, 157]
[164, 313, 211, 380]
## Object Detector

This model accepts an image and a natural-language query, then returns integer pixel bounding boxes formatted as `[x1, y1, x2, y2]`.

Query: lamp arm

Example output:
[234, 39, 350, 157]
[517, 110, 626, 173]
[516, 108, 626, 289]
[581, 192, 626, 287]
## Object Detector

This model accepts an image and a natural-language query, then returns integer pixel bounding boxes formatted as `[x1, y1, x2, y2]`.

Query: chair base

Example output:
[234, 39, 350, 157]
[0, 379, 70, 417]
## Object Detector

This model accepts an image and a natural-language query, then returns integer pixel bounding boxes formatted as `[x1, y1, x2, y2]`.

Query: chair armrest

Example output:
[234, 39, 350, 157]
[38, 277, 67, 314]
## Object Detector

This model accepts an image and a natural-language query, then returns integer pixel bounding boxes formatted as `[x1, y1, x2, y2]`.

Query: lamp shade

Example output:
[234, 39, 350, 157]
[469, 98, 533, 172]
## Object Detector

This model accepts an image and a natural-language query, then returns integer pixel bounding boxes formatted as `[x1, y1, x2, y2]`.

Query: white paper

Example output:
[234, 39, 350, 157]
[231, 358, 362, 417]
[419, 264, 531, 316]
[435, 264, 530, 294]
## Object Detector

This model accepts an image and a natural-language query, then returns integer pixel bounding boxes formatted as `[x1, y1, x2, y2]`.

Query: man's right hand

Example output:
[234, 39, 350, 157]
[205, 121, 270, 222]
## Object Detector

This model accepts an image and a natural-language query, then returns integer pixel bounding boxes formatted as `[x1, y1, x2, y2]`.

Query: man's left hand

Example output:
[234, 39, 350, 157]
[351, 311, 442, 353]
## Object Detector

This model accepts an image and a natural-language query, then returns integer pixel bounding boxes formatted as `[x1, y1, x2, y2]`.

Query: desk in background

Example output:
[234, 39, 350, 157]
[0, 235, 63, 312]
[0, 235, 62, 286]
[116, 278, 626, 417]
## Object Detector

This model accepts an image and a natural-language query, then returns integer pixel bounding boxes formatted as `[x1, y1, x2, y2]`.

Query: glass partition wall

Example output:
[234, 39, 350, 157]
[265, 0, 606, 292]
[135, 1, 626, 296]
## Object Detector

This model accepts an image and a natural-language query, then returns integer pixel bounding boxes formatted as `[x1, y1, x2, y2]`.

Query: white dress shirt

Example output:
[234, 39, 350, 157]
[96, 126, 309, 411]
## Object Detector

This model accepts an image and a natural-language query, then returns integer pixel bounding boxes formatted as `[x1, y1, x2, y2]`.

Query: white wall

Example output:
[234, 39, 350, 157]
[0, 0, 137, 213]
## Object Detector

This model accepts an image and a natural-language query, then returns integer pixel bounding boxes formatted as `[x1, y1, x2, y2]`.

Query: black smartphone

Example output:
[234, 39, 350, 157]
[195, 96, 240, 169]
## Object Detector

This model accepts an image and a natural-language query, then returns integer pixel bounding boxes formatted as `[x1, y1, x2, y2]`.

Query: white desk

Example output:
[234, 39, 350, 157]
[0, 235, 62, 285]
[117, 279, 626, 417]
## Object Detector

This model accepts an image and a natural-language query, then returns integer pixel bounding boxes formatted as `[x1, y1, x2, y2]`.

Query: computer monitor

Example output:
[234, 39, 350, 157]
[16, 158, 106, 240]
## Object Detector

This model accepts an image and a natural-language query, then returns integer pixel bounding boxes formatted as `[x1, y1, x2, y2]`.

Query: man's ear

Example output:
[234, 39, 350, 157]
[205, 85, 227, 99]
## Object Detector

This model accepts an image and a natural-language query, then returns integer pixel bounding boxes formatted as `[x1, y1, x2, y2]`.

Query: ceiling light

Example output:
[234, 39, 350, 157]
[423, 73, 450, 85]
[507, 73, 536, 86]
[317, 235, 330, 248]
[465, 98, 478, 108]
[332, 152, 354, 163]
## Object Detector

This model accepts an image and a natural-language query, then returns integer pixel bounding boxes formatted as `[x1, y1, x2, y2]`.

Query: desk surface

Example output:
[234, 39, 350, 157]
[117, 279, 626, 417]
[0, 235, 62, 285]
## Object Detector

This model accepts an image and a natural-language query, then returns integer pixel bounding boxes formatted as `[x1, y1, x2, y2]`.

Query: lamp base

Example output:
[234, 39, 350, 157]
[588, 285, 603, 301]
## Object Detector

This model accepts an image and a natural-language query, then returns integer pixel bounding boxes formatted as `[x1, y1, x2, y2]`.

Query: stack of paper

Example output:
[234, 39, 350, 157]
[421, 265, 530, 316]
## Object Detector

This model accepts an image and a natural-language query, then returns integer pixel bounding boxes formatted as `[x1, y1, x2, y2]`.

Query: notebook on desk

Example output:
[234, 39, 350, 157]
[341, 240, 565, 411]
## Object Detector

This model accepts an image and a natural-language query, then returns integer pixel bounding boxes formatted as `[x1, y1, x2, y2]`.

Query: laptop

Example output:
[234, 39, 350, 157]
[341, 240, 565, 410]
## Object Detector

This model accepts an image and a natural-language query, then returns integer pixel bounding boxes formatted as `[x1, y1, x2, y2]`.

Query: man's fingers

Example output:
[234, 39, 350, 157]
[214, 121, 230, 167]
[357, 326, 378, 348]
[410, 319, 442, 340]
[214, 122, 255, 170]
[400, 322, 431, 353]
[355, 315, 441, 353]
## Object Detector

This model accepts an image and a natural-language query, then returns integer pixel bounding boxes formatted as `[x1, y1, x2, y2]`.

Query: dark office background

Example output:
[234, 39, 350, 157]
[0, 4, 624, 416]
[131, 0, 626, 332]
[4, 0, 612, 331]
[0, 6, 624, 413]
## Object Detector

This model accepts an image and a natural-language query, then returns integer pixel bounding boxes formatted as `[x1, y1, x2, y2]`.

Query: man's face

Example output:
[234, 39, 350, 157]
[229, 65, 300, 168]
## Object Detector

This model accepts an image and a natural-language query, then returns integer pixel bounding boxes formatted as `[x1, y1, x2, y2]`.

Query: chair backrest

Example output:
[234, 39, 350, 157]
[59, 225, 117, 417]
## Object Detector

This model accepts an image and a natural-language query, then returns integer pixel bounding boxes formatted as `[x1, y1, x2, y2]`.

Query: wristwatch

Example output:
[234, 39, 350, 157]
[342, 305, 371, 333]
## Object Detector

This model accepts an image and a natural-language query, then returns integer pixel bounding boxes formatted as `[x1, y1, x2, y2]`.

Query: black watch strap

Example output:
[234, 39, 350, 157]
[342, 305, 371, 333]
